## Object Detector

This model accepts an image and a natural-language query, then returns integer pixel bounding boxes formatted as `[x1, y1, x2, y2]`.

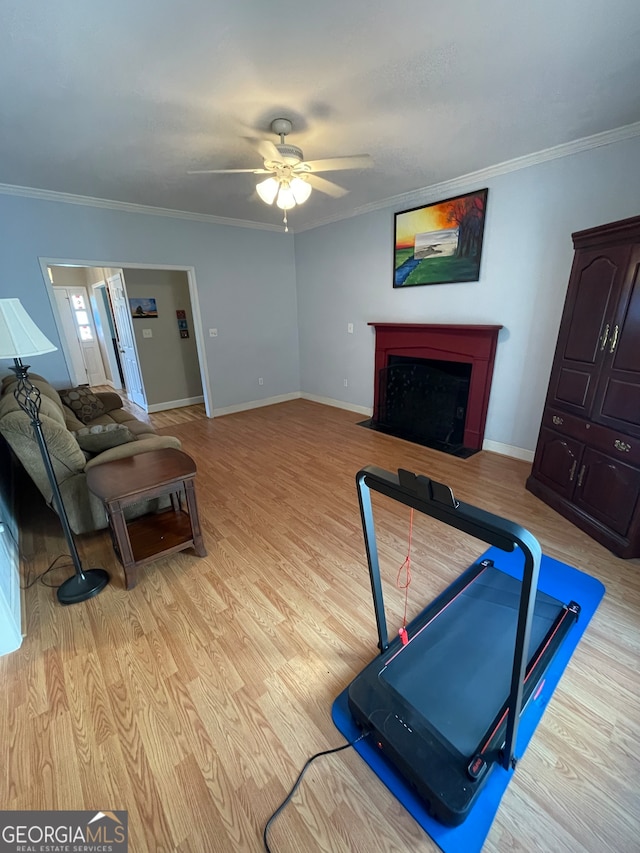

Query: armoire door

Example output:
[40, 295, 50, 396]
[546, 245, 631, 417]
[591, 246, 640, 438]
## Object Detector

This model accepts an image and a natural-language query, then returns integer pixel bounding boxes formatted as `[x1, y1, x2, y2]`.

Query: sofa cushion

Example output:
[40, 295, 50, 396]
[1, 372, 48, 394]
[0, 409, 88, 480]
[84, 434, 182, 469]
[106, 409, 155, 436]
[0, 387, 67, 427]
[73, 423, 137, 454]
[1, 377, 64, 411]
[93, 391, 124, 413]
[61, 404, 86, 432]
[59, 386, 105, 424]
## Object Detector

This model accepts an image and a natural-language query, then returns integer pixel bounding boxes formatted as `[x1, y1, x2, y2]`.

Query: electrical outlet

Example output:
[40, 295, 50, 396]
[209, 328, 218, 337]
[142, 328, 152, 338]
[344, 378, 348, 387]
[347, 323, 354, 334]
[258, 378, 264, 385]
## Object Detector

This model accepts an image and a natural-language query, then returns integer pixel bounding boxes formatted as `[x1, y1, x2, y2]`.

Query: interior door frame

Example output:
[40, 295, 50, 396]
[38, 258, 213, 417]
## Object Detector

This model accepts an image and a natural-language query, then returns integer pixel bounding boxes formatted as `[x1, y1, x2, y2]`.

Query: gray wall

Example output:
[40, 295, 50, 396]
[294, 134, 640, 454]
[48, 266, 88, 288]
[122, 268, 202, 407]
[1, 133, 639, 454]
[0, 200, 299, 413]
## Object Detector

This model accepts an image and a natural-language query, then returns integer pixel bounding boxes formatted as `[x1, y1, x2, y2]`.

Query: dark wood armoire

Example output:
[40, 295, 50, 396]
[526, 215, 640, 558]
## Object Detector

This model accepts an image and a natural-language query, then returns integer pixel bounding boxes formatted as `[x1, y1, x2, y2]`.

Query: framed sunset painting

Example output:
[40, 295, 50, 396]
[393, 189, 488, 287]
[129, 297, 158, 318]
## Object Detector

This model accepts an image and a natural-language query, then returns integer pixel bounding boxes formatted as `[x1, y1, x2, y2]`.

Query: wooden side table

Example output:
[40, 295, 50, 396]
[86, 448, 207, 589]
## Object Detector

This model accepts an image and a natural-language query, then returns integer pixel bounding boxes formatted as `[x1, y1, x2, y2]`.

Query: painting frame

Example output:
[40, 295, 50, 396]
[129, 297, 158, 319]
[393, 188, 488, 288]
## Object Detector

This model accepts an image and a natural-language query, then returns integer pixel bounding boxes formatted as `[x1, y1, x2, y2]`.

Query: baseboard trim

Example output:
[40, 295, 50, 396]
[213, 392, 301, 417]
[148, 390, 532, 459]
[482, 440, 534, 462]
[300, 393, 373, 417]
[147, 395, 204, 413]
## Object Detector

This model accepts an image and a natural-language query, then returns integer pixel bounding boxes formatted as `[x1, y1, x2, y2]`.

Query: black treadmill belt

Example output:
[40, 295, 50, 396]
[380, 565, 564, 756]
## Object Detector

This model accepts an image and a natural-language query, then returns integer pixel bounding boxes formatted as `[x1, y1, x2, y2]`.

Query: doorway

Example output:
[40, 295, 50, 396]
[42, 261, 211, 417]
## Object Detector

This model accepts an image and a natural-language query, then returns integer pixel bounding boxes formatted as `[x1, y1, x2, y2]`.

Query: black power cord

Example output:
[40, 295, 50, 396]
[21, 553, 74, 590]
[263, 730, 370, 852]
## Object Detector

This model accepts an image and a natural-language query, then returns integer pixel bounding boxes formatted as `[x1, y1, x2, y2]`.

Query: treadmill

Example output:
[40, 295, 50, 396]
[347, 466, 580, 826]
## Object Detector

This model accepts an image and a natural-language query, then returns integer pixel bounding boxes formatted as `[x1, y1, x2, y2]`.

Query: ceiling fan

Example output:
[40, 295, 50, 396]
[188, 118, 373, 229]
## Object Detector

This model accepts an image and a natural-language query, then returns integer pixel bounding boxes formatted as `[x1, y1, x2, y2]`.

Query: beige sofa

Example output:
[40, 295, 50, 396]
[0, 373, 181, 534]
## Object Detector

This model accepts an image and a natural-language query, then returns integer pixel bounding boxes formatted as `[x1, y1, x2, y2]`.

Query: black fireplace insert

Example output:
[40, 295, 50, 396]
[360, 356, 476, 458]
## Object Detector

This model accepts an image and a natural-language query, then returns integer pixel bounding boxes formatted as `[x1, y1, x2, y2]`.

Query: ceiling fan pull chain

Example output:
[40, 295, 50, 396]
[283, 209, 289, 232]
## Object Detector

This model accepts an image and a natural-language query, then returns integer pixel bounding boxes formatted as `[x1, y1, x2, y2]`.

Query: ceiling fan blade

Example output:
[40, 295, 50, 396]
[302, 154, 373, 172]
[254, 138, 282, 162]
[187, 168, 270, 175]
[305, 173, 349, 198]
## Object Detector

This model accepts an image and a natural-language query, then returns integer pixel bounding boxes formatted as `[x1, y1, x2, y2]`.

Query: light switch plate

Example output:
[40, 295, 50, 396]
[142, 328, 152, 338]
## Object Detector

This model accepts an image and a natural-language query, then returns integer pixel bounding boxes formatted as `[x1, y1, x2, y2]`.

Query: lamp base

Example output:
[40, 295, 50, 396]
[57, 568, 110, 605]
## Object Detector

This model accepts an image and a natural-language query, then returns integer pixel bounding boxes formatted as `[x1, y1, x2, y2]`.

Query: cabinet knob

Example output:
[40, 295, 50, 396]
[569, 460, 578, 481]
[577, 464, 586, 488]
[600, 323, 610, 351]
[552, 415, 564, 426]
[614, 439, 631, 453]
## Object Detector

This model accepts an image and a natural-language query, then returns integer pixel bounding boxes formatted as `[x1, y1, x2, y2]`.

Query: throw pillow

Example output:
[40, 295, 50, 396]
[59, 386, 105, 424]
[73, 423, 136, 453]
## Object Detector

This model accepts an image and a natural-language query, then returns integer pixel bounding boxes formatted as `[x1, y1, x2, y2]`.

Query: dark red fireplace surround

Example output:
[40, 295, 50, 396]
[369, 323, 503, 450]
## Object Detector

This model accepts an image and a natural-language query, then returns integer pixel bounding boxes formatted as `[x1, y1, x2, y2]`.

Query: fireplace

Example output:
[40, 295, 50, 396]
[366, 323, 502, 455]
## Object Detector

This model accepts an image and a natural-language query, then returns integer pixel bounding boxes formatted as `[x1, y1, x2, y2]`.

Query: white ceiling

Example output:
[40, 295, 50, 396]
[2, 0, 640, 232]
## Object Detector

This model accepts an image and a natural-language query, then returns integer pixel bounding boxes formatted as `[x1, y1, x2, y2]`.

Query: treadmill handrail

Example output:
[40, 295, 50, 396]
[355, 465, 541, 772]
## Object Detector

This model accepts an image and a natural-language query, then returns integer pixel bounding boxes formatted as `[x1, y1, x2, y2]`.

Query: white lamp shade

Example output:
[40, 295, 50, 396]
[0, 298, 57, 359]
[256, 177, 280, 205]
[290, 177, 312, 205]
[276, 185, 297, 210]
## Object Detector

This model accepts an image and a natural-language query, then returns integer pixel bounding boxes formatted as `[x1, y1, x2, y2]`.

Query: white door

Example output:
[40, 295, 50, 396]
[53, 288, 89, 386]
[53, 287, 107, 386]
[91, 283, 122, 390]
[107, 272, 147, 409]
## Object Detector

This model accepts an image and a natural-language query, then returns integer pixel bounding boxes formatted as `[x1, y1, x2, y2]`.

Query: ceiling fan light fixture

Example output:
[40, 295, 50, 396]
[290, 176, 312, 204]
[191, 116, 370, 229]
[256, 176, 279, 205]
[276, 184, 297, 210]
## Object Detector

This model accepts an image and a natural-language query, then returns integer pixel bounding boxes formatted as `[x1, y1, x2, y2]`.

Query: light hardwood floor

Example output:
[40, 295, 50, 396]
[2, 400, 639, 852]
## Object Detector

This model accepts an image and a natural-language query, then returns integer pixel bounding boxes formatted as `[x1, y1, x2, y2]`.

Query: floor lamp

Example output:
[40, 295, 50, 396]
[0, 298, 109, 605]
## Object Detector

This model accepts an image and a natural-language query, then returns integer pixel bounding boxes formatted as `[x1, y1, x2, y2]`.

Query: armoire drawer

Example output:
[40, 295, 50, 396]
[544, 408, 640, 467]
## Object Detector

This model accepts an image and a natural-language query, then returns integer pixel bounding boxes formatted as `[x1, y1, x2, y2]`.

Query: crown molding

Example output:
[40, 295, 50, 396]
[294, 120, 640, 233]
[1, 121, 638, 235]
[0, 182, 282, 232]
